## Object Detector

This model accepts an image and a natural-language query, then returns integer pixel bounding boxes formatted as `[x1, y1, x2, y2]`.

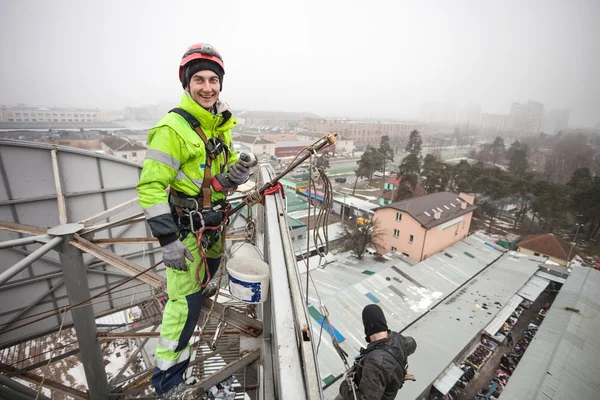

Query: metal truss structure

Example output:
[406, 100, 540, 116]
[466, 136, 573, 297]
[0, 140, 323, 399]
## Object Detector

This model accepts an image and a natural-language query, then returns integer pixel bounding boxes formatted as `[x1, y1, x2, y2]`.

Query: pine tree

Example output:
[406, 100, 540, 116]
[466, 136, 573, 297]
[397, 130, 423, 197]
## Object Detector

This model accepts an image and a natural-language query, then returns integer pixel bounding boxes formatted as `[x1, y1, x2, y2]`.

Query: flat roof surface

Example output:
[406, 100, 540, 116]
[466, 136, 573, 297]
[500, 266, 600, 400]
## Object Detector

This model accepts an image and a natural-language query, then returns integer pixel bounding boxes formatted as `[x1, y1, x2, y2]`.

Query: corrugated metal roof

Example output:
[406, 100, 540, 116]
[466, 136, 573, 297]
[518, 275, 550, 301]
[305, 234, 510, 394]
[500, 266, 600, 400]
[535, 270, 567, 284]
[432, 364, 464, 395]
[484, 294, 524, 336]
[332, 195, 378, 212]
[397, 251, 539, 400]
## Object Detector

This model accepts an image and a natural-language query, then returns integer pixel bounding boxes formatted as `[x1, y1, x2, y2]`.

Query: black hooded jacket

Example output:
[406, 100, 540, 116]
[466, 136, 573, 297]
[339, 332, 416, 400]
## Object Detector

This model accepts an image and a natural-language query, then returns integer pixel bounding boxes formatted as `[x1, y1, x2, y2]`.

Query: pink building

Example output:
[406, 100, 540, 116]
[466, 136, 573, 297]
[374, 192, 476, 261]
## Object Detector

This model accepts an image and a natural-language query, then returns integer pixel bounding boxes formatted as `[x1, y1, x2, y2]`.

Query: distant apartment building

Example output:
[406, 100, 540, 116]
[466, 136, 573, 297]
[480, 113, 511, 134]
[509, 101, 544, 134]
[101, 136, 147, 163]
[0, 106, 107, 123]
[541, 109, 570, 135]
[374, 192, 476, 262]
[300, 119, 420, 145]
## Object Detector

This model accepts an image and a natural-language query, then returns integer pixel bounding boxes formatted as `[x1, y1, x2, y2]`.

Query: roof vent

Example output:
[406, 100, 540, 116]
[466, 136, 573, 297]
[461, 202, 467, 209]
[434, 210, 442, 219]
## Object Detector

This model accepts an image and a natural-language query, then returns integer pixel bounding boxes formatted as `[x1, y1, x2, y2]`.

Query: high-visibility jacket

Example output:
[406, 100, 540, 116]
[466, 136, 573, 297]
[137, 93, 239, 246]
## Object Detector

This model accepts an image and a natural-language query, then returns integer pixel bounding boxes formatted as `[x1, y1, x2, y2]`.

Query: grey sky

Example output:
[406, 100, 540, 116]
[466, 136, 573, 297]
[1, 0, 598, 126]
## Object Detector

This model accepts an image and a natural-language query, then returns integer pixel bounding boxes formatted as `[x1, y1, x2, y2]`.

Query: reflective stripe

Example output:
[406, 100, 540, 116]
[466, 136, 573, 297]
[174, 170, 188, 181]
[158, 336, 180, 351]
[146, 149, 181, 170]
[143, 203, 171, 219]
[191, 179, 204, 189]
[156, 346, 191, 371]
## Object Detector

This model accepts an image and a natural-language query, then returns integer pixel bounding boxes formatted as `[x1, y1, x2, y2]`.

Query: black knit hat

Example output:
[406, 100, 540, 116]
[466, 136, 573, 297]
[362, 304, 388, 342]
[183, 59, 224, 91]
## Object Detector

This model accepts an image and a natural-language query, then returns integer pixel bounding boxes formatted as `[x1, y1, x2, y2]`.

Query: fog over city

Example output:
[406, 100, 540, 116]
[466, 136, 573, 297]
[0, 0, 598, 126]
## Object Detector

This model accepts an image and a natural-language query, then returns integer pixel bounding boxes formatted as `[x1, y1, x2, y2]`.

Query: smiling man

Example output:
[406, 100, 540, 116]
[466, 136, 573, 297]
[137, 43, 250, 399]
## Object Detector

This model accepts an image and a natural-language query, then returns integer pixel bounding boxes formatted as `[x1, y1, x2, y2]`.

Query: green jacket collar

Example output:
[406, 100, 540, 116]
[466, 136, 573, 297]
[178, 92, 237, 133]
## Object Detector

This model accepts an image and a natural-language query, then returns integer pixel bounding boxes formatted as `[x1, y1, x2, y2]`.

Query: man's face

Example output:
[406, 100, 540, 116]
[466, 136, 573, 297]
[188, 70, 220, 109]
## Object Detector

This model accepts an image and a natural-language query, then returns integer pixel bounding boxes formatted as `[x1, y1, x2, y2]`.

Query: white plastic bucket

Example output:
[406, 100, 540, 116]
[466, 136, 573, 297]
[226, 258, 270, 304]
[230, 242, 263, 260]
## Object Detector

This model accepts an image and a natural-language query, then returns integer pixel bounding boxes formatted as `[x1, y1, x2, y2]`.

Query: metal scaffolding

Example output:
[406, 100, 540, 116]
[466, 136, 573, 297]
[0, 140, 324, 399]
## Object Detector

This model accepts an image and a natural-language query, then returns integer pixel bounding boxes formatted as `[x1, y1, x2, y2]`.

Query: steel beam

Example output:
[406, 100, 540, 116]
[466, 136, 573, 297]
[58, 236, 109, 399]
[80, 213, 144, 236]
[70, 234, 164, 289]
[195, 349, 260, 392]
[263, 171, 308, 400]
[89, 237, 158, 245]
[0, 184, 137, 207]
[50, 149, 68, 224]
[0, 221, 46, 236]
[6, 348, 80, 375]
[0, 363, 89, 400]
[97, 330, 240, 340]
[0, 374, 52, 400]
[270, 167, 323, 399]
[0, 234, 52, 250]
[0, 236, 63, 286]
[80, 197, 139, 227]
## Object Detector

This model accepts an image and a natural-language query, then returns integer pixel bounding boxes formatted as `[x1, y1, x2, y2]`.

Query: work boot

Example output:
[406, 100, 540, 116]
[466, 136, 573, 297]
[156, 382, 205, 400]
[203, 282, 218, 298]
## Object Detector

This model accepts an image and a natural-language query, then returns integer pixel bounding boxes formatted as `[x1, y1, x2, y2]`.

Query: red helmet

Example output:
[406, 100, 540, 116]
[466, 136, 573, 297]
[179, 43, 225, 88]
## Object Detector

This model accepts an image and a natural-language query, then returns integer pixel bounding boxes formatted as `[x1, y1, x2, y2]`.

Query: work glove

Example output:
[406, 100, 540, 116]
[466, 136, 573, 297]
[162, 240, 194, 271]
[227, 163, 250, 185]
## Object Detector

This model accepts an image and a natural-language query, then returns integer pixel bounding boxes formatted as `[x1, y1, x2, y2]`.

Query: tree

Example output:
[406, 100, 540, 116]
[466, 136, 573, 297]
[448, 160, 473, 193]
[529, 182, 569, 232]
[397, 130, 422, 196]
[337, 218, 387, 260]
[315, 153, 330, 170]
[421, 153, 449, 193]
[508, 141, 529, 177]
[491, 136, 505, 165]
[352, 147, 380, 193]
[568, 169, 600, 242]
[378, 135, 395, 184]
[543, 133, 594, 183]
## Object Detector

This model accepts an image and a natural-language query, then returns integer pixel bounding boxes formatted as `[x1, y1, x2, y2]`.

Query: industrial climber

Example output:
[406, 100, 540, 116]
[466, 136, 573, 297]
[136, 42, 254, 399]
[338, 304, 417, 400]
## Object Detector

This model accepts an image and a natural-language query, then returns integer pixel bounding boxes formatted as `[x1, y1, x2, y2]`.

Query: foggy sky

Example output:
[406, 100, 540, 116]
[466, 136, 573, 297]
[1, 0, 599, 126]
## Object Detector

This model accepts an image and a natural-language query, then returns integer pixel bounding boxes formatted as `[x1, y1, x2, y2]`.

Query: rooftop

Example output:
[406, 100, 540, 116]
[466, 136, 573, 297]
[101, 135, 147, 151]
[235, 134, 274, 144]
[332, 195, 378, 213]
[500, 266, 600, 400]
[375, 191, 477, 229]
[517, 233, 580, 261]
[308, 234, 536, 393]
[399, 249, 541, 399]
